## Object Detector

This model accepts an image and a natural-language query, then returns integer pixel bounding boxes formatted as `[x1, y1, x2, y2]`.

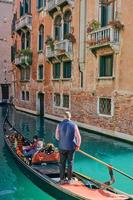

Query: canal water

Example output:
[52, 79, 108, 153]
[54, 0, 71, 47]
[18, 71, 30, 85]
[0, 106, 133, 200]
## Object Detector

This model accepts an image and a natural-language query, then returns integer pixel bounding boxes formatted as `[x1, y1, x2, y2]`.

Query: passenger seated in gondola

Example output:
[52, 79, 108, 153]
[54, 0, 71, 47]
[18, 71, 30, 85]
[32, 143, 60, 164]
[8, 132, 17, 144]
[22, 135, 43, 158]
[44, 143, 55, 154]
[16, 134, 25, 151]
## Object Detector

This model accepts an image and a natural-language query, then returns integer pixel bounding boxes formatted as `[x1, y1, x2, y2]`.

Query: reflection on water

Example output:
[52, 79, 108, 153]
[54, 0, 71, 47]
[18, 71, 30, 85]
[0, 105, 133, 200]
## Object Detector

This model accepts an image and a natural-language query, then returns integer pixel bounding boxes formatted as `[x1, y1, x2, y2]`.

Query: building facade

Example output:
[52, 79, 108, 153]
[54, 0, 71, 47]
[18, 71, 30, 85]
[0, 0, 13, 103]
[12, 0, 133, 136]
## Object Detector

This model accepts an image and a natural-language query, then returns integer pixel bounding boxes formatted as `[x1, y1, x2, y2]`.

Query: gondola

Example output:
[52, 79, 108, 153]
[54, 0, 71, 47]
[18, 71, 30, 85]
[3, 116, 132, 200]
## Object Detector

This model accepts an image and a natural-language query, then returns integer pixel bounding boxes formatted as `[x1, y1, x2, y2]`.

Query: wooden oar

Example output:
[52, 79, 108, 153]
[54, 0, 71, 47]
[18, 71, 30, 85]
[78, 149, 133, 180]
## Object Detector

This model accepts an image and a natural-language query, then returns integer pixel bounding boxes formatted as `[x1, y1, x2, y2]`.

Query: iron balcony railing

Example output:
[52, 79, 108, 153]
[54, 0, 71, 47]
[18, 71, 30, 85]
[15, 14, 32, 32]
[88, 25, 120, 51]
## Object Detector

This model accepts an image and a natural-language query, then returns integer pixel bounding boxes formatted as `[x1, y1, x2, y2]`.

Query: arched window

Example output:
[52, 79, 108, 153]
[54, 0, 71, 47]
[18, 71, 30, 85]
[63, 10, 72, 39]
[54, 15, 62, 41]
[21, 32, 25, 50]
[26, 31, 30, 48]
[38, 25, 44, 51]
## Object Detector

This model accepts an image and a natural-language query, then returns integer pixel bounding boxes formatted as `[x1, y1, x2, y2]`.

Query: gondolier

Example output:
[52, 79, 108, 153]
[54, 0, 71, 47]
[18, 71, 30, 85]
[55, 111, 81, 184]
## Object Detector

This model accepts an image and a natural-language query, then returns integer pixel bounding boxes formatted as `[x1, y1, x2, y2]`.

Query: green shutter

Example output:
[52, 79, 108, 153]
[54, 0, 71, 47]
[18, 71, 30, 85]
[100, 56, 104, 76]
[101, 5, 107, 27]
[25, 0, 28, 14]
[64, 23, 69, 38]
[53, 63, 60, 79]
[20, 2, 23, 17]
[63, 62, 71, 78]
[39, 65, 43, 80]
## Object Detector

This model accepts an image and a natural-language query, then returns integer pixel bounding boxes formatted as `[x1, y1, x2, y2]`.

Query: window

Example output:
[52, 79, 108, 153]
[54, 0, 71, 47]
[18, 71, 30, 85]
[99, 55, 113, 77]
[26, 91, 29, 101]
[20, 2, 24, 17]
[53, 63, 60, 79]
[63, 61, 71, 79]
[26, 31, 30, 48]
[54, 15, 62, 41]
[38, 64, 43, 80]
[25, 0, 29, 13]
[54, 93, 60, 106]
[21, 31, 31, 50]
[63, 10, 72, 39]
[38, 25, 44, 51]
[22, 91, 25, 100]
[63, 94, 69, 108]
[21, 91, 29, 101]
[37, 0, 46, 9]
[21, 32, 25, 50]
[20, 0, 31, 17]
[20, 67, 30, 81]
[101, 2, 114, 27]
[11, 45, 16, 62]
[98, 97, 112, 116]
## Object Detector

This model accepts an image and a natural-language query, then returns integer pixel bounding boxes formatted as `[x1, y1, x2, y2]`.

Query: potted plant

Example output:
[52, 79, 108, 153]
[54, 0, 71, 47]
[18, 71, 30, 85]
[45, 35, 54, 51]
[109, 20, 124, 30]
[87, 20, 100, 34]
[15, 48, 32, 65]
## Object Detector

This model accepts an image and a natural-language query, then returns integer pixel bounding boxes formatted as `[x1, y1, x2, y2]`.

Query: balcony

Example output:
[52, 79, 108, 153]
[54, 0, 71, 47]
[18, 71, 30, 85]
[15, 14, 32, 32]
[55, 40, 73, 56]
[15, 55, 32, 66]
[46, 39, 73, 62]
[88, 26, 120, 53]
[46, 46, 56, 59]
[15, 49, 32, 66]
[48, 0, 74, 13]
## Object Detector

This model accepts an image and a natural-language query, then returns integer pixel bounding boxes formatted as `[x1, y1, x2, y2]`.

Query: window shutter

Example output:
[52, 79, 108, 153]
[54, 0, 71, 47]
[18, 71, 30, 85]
[101, 5, 107, 27]
[38, 65, 43, 79]
[64, 23, 69, 38]
[11, 46, 15, 62]
[25, 0, 28, 14]
[63, 62, 71, 78]
[20, 2, 23, 17]
[100, 56, 105, 76]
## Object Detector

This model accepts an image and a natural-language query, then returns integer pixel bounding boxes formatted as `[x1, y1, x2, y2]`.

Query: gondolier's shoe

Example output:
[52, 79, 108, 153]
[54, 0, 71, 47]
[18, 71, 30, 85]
[67, 177, 78, 185]
[59, 179, 66, 185]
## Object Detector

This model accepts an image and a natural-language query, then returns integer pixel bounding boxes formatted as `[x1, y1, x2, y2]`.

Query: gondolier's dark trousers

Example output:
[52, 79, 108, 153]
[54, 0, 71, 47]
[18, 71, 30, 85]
[59, 149, 75, 180]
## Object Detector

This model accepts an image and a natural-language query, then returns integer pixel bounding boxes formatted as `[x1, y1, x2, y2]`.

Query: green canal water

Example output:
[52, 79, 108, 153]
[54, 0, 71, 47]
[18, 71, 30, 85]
[0, 106, 133, 200]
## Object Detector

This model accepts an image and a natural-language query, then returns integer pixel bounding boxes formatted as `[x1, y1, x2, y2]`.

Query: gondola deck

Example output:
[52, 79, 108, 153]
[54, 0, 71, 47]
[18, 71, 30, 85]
[3, 117, 132, 200]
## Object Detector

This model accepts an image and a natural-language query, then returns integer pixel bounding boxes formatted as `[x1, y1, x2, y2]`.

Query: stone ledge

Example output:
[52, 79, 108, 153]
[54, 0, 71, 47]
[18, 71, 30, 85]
[45, 114, 133, 143]
[15, 105, 37, 115]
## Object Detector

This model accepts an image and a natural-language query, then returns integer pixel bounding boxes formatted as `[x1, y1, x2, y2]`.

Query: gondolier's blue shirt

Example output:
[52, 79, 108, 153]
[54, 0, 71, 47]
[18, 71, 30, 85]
[57, 119, 76, 150]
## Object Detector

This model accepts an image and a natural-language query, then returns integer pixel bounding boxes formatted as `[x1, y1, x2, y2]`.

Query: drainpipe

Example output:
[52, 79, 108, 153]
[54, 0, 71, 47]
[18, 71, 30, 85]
[79, 0, 86, 88]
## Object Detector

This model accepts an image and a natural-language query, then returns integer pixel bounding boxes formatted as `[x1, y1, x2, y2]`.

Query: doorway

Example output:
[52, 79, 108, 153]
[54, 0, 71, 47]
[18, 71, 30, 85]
[38, 92, 44, 116]
[1, 84, 9, 103]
